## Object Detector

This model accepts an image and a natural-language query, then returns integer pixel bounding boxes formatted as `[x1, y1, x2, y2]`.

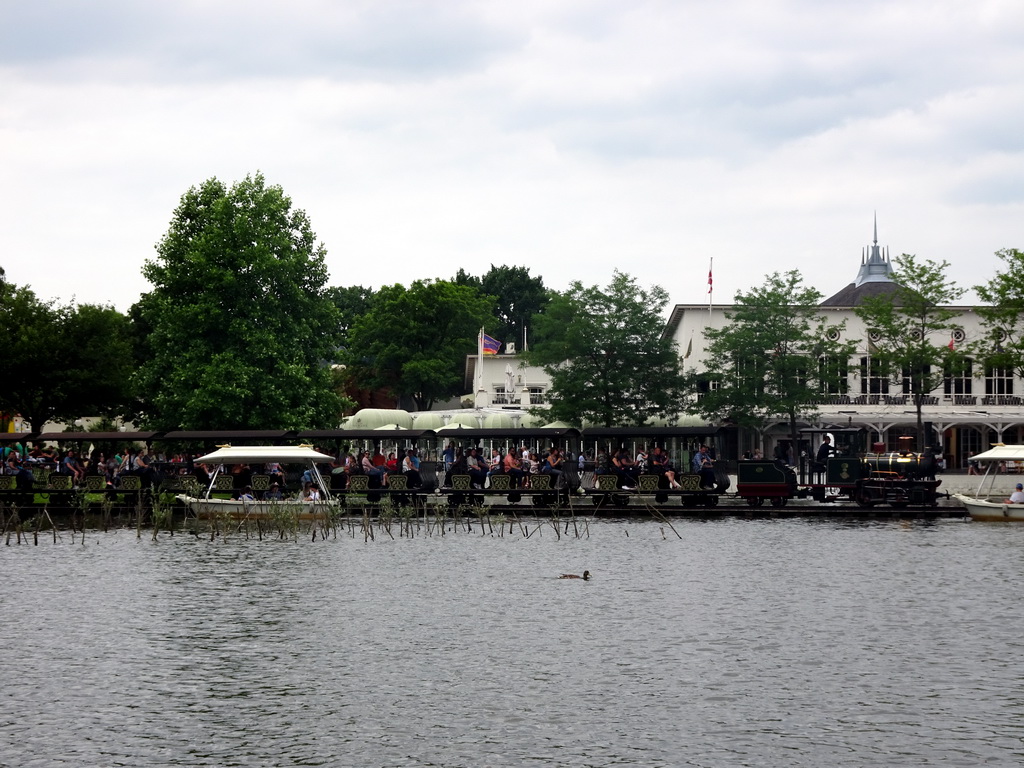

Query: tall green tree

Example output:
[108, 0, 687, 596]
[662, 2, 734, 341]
[133, 173, 345, 430]
[451, 265, 550, 350]
[975, 248, 1024, 379]
[481, 265, 550, 351]
[343, 279, 495, 410]
[326, 284, 374, 350]
[691, 270, 855, 453]
[0, 282, 133, 431]
[524, 271, 683, 427]
[855, 254, 964, 449]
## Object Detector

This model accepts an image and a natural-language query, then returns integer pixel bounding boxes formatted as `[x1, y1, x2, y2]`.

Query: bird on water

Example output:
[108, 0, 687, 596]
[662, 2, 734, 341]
[559, 570, 590, 580]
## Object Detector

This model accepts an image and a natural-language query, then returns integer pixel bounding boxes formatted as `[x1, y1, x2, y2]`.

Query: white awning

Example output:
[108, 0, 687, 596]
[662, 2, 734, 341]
[194, 445, 336, 464]
[970, 445, 1024, 462]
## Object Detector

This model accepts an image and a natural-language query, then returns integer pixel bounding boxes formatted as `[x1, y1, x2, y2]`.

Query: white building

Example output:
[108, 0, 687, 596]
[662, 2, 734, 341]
[666, 223, 1021, 468]
[464, 343, 550, 411]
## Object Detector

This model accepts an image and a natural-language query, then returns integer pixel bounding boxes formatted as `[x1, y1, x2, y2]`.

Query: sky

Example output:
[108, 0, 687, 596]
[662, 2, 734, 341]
[2, 0, 1023, 313]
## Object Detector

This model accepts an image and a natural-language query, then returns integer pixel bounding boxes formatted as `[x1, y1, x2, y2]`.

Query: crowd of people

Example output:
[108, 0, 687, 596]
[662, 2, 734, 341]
[1, 439, 721, 497]
[1, 442, 173, 490]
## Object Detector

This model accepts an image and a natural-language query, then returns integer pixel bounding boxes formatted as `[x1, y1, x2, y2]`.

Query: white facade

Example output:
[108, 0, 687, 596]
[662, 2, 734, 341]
[464, 350, 550, 410]
[665, 230, 1024, 468]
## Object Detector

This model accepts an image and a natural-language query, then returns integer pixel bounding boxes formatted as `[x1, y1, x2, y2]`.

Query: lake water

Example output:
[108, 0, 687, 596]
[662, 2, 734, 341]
[2, 517, 1023, 767]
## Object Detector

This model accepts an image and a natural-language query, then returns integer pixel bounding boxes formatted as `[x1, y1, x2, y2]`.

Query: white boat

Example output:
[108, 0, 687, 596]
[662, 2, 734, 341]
[953, 444, 1024, 521]
[176, 445, 340, 519]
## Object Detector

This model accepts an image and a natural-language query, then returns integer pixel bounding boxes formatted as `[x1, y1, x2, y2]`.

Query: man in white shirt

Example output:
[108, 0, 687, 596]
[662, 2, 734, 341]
[1007, 483, 1024, 504]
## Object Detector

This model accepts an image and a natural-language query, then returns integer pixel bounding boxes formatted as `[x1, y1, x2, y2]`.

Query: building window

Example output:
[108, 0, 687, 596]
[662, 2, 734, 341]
[819, 356, 849, 394]
[901, 364, 932, 395]
[734, 356, 764, 397]
[491, 390, 514, 405]
[985, 365, 1014, 395]
[528, 387, 545, 405]
[943, 357, 973, 395]
[860, 357, 889, 394]
[694, 374, 720, 400]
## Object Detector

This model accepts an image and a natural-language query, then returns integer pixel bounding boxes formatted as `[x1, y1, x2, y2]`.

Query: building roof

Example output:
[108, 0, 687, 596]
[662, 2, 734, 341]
[820, 279, 900, 307]
[820, 215, 899, 307]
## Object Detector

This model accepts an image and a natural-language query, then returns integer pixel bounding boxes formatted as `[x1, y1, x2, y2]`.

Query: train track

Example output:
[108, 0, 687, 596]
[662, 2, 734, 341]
[438, 497, 969, 519]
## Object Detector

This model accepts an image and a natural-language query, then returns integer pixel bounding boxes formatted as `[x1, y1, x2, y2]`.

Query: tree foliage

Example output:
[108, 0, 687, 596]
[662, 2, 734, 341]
[451, 265, 550, 350]
[481, 265, 550, 350]
[133, 173, 345, 430]
[0, 281, 133, 431]
[326, 284, 374, 350]
[975, 248, 1024, 377]
[524, 271, 683, 427]
[343, 279, 495, 410]
[855, 253, 964, 448]
[691, 270, 855, 450]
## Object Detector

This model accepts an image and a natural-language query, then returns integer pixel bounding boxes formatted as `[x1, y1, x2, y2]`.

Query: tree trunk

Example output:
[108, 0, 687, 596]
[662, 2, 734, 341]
[914, 394, 925, 452]
[789, 412, 800, 472]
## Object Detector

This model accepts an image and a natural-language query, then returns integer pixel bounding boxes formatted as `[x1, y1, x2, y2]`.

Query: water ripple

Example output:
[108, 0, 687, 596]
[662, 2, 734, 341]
[2, 520, 1023, 766]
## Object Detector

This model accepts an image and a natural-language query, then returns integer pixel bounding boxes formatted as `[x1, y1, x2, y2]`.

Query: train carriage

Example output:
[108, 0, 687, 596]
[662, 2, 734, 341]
[582, 426, 731, 507]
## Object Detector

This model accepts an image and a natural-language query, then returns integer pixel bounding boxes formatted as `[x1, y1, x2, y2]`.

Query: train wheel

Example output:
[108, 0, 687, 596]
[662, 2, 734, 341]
[855, 490, 875, 508]
[746, 496, 764, 507]
[705, 494, 719, 507]
[770, 497, 787, 508]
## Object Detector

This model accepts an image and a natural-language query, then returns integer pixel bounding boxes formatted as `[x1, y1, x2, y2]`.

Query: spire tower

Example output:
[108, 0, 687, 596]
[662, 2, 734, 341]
[855, 212, 894, 286]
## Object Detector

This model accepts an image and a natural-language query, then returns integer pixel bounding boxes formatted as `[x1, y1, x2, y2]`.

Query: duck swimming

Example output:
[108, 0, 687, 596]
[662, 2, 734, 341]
[559, 570, 590, 580]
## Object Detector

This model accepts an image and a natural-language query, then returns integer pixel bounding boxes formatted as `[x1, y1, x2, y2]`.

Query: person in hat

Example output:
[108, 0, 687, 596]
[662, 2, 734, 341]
[1007, 483, 1024, 504]
[266, 482, 283, 500]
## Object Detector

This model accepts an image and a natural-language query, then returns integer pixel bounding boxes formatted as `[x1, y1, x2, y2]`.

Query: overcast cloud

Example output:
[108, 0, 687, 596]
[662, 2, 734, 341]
[2, 0, 1022, 311]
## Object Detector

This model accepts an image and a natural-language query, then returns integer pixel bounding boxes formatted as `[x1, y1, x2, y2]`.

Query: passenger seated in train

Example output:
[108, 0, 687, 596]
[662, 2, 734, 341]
[360, 450, 387, 488]
[402, 449, 423, 488]
[465, 448, 488, 488]
[6, 454, 34, 490]
[264, 461, 286, 489]
[649, 446, 681, 489]
[504, 449, 526, 488]
[692, 445, 717, 489]
[612, 448, 640, 489]
[541, 447, 564, 483]
[485, 448, 504, 485]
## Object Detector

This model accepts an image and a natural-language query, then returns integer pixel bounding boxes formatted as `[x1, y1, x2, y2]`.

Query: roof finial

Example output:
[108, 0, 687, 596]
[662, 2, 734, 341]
[873, 211, 878, 246]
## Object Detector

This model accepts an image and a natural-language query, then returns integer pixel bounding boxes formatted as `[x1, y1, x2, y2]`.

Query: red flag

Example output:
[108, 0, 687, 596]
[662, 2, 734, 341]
[948, 338, 955, 350]
[707, 267, 713, 294]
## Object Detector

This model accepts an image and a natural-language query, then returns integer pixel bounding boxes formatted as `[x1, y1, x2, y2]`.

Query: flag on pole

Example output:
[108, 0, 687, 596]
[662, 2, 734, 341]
[482, 332, 501, 355]
[684, 336, 693, 359]
[707, 257, 713, 312]
[948, 337, 955, 351]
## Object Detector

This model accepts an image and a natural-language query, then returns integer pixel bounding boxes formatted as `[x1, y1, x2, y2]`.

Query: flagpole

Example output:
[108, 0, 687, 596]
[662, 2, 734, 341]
[477, 327, 484, 398]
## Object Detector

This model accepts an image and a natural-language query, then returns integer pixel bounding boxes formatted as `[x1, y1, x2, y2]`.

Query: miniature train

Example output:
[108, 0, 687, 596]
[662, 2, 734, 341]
[1, 424, 946, 513]
[0, 424, 733, 513]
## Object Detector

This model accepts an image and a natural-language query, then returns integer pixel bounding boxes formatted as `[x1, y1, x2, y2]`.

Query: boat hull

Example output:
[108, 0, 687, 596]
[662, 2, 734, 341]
[954, 494, 1024, 522]
[176, 495, 341, 520]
